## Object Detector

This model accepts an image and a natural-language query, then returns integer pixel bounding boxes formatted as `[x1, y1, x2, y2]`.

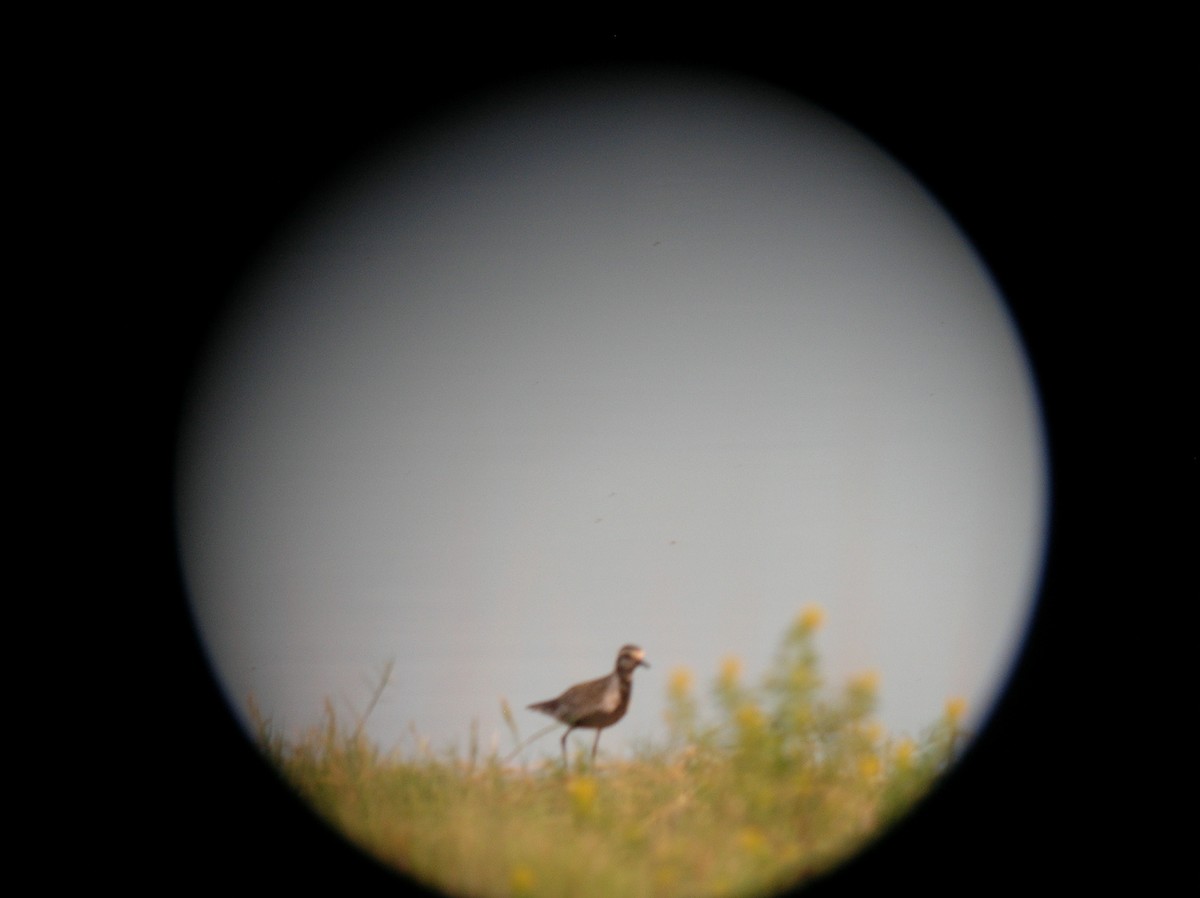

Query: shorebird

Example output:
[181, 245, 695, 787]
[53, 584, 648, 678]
[528, 644, 649, 765]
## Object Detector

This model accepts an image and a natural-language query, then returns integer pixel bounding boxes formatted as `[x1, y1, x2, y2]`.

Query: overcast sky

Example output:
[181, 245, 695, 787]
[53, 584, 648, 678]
[175, 68, 1047, 762]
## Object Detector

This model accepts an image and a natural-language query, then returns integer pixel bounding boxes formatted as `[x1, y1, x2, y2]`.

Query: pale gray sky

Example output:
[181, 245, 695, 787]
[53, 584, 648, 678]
[176, 69, 1047, 761]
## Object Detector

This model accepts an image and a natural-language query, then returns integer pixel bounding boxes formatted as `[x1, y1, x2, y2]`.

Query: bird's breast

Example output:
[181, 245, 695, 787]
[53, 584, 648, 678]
[598, 677, 621, 714]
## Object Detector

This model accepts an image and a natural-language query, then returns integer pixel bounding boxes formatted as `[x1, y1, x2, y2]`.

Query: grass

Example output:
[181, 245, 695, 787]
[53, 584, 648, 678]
[250, 608, 965, 898]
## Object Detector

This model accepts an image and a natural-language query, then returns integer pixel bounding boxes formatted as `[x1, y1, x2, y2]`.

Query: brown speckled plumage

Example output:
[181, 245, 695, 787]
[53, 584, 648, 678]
[528, 645, 649, 764]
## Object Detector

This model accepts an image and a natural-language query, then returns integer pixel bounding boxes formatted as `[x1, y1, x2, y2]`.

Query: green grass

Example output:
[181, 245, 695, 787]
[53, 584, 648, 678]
[251, 608, 965, 898]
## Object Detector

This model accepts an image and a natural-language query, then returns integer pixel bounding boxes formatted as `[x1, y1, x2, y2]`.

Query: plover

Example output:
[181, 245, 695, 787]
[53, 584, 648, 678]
[528, 644, 649, 765]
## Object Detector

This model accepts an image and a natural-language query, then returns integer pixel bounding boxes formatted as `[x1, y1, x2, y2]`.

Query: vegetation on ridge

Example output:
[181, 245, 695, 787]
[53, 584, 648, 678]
[252, 607, 965, 898]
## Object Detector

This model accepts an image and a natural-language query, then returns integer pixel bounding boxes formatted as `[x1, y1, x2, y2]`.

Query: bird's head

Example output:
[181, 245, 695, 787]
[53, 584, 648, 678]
[616, 644, 649, 673]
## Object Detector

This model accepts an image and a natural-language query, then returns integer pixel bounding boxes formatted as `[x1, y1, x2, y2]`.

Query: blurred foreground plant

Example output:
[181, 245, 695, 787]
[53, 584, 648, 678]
[255, 608, 967, 898]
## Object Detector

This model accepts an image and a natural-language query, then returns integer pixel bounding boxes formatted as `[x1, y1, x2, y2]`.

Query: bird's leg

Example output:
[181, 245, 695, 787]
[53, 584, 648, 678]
[561, 726, 573, 768]
[592, 729, 602, 764]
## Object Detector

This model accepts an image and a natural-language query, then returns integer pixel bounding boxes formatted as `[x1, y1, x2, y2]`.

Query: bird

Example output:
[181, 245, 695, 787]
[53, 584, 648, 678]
[528, 644, 650, 766]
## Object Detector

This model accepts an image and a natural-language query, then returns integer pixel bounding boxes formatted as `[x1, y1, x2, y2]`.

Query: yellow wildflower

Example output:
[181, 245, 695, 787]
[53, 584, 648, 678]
[653, 865, 680, 891]
[945, 696, 967, 726]
[567, 775, 598, 817]
[719, 655, 742, 687]
[737, 826, 769, 858]
[798, 605, 824, 632]
[735, 703, 765, 733]
[894, 738, 916, 769]
[509, 863, 536, 895]
[849, 670, 880, 695]
[858, 754, 882, 780]
[668, 666, 694, 698]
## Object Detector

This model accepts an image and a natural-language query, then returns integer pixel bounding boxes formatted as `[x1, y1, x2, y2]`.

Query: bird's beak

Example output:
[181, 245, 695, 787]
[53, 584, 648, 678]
[638, 656, 650, 669]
